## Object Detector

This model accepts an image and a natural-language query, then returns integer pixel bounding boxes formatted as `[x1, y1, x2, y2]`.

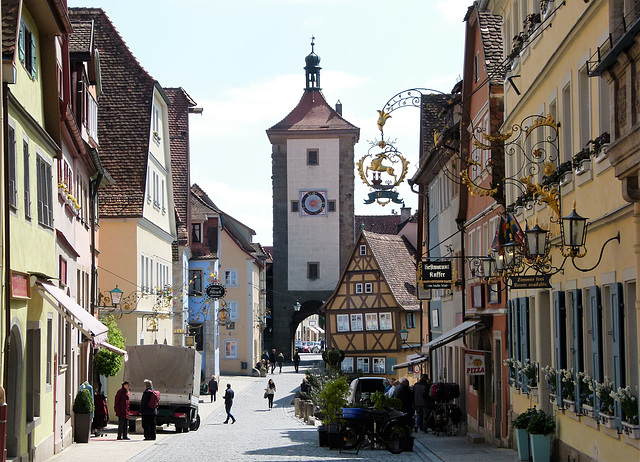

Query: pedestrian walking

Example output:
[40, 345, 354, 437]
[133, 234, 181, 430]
[207, 375, 218, 403]
[396, 378, 414, 427]
[114, 380, 130, 440]
[413, 374, 429, 432]
[269, 349, 277, 374]
[140, 379, 160, 440]
[261, 350, 269, 367]
[265, 379, 276, 409]
[223, 383, 236, 424]
[277, 352, 284, 373]
[293, 350, 300, 373]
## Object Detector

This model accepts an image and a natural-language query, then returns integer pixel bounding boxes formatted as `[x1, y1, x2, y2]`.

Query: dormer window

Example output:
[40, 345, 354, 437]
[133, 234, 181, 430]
[152, 104, 161, 143]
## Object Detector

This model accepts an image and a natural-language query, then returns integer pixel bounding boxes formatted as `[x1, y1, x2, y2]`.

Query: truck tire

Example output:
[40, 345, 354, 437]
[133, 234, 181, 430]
[190, 414, 201, 431]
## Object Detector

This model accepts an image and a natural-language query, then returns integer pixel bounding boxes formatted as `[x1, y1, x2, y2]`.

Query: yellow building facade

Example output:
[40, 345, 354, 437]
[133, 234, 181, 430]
[486, 0, 639, 459]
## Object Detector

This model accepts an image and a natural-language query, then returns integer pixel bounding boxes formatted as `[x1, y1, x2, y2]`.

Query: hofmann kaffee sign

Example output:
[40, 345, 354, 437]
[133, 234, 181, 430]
[418, 261, 453, 289]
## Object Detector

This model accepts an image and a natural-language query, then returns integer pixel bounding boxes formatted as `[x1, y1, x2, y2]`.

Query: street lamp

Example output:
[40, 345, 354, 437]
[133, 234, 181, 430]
[561, 204, 588, 252]
[481, 254, 495, 278]
[294, 301, 301, 312]
[109, 285, 124, 306]
[399, 328, 409, 342]
[525, 222, 549, 258]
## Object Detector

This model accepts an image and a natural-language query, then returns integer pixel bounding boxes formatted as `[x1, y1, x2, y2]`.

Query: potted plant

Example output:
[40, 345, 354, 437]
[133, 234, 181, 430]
[527, 409, 555, 462]
[73, 388, 95, 443]
[542, 365, 557, 403]
[521, 359, 538, 390]
[595, 377, 615, 427]
[512, 407, 537, 461]
[318, 376, 350, 448]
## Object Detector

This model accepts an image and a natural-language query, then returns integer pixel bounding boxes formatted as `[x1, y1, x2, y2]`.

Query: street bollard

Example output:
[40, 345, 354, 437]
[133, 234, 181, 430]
[305, 402, 314, 424]
[294, 398, 300, 417]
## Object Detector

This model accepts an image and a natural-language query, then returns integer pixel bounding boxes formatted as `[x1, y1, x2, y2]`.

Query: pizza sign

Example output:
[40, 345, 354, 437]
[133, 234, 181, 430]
[465, 349, 485, 375]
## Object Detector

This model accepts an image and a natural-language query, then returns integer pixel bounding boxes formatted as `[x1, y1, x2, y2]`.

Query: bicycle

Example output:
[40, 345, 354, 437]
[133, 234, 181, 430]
[339, 408, 411, 454]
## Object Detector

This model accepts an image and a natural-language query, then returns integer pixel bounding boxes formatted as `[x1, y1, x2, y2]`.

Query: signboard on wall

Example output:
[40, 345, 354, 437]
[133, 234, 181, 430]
[465, 349, 486, 375]
[509, 274, 551, 289]
[11, 271, 30, 299]
[418, 261, 453, 289]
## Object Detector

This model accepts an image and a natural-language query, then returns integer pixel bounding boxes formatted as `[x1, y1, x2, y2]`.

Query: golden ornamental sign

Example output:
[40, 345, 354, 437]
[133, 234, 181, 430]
[357, 140, 409, 206]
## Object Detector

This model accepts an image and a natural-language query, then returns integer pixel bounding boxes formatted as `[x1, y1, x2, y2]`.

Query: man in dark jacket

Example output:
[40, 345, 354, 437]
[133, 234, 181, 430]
[268, 349, 277, 374]
[413, 374, 430, 432]
[114, 380, 130, 440]
[293, 351, 301, 373]
[207, 376, 218, 402]
[223, 383, 236, 424]
[140, 379, 159, 440]
[396, 378, 414, 425]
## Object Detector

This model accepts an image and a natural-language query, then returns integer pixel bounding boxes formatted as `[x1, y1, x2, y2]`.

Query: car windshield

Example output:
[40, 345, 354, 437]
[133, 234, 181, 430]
[360, 380, 386, 393]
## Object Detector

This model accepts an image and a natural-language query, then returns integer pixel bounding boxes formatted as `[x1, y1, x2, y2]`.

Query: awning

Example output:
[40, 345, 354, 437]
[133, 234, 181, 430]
[393, 353, 429, 370]
[422, 320, 484, 352]
[99, 342, 128, 362]
[316, 326, 325, 334]
[37, 281, 108, 345]
[308, 325, 320, 334]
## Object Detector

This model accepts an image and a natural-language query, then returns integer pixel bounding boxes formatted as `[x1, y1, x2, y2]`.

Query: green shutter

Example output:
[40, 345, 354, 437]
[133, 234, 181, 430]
[589, 285, 602, 419]
[513, 298, 521, 386]
[553, 291, 566, 407]
[572, 289, 583, 413]
[29, 32, 36, 79]
[507, 299, 513, 380]
[519, 297, 530, 392]
[610, 283, 624, 429]
[385, 357, 397, 375]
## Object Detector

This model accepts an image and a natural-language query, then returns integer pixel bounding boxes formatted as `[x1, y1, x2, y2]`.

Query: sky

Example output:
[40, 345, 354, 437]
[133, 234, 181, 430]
[68, 0, 472, 246]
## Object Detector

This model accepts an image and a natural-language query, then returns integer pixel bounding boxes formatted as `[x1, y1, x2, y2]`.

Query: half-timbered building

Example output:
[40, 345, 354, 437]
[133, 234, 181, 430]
[325, 231, 421, 377]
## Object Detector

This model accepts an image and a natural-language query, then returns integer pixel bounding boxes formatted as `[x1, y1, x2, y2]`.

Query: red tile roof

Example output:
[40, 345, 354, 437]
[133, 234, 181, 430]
[267, 90, 359, 136]
[355, 215, 402, 238]
[69, 20, 92, 55]
[2, 0, 20, 60]
[69, 8, 156, 218]
[165, 87, 196, 246]
[363, 231, 419, 311]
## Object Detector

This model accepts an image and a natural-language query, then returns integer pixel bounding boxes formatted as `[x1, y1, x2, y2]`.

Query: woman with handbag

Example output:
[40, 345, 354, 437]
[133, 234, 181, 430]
[265, 379, 276, 409]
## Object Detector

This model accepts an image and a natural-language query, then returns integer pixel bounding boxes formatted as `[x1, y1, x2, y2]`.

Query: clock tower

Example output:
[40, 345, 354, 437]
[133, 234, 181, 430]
[266, 39, 360, 357]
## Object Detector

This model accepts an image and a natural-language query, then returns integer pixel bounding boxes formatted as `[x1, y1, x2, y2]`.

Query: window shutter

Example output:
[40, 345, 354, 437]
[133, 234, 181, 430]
[18, 21, 25, 63]
[553, 291, 566, 407]
[507, 299, 513, 380]
[572, 289, 583, 413]
[385, 357, 397, 375]
[610, 282, 624, 429]
[513, 298, 521, 386]
[519, 297, 530, 392]
[29, 32, 36, 79]
[589, 285, 603, 419]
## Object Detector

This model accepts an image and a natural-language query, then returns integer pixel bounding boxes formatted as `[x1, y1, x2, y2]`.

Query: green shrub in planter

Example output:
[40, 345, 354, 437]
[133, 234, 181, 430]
[512, 407, 538, 429]
[318, 376, 349, 425]
[370, 390, 401, 411]
[73, 389, 95, 414]
[527, 410, 555, 435]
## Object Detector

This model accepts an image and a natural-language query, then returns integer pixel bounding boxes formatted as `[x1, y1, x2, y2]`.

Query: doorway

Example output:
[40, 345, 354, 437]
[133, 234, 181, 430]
[7, 325, 23, 458]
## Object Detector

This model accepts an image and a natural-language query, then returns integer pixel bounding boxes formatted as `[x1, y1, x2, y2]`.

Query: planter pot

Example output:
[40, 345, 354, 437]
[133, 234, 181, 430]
[515, 428, 530, 461]
[563, 399, 575, 413]
[581, 403, 594, 418]
[528, 386, 538, 397]
[621, 421, 640, 439]
[327, 423, 342, 450]
[529, 434, 551, 462]
[318, 425, 329, 447]
[74, 413, 92, 443]
[599, 412, 615, 429]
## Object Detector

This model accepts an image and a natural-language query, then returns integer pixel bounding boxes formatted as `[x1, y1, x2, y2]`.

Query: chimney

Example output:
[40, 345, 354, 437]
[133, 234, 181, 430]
[335, 100, 342, 116]
[401, 206, 411, 223]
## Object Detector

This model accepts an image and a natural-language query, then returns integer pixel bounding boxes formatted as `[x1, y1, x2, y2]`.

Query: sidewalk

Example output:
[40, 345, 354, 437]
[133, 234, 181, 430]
[45, 375, 258, 462]
[413, 432, 520, 462]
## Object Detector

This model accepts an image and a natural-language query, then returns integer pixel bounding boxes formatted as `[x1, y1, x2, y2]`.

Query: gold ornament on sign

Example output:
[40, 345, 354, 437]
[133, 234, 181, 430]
[377, 110, 391, 133]
[480, 127, 514, 143]
[526, 114, 558, 136]
[519, 174, 561, 218]
[460, 169, 498, 197]
[357, 151, 409, 189]
[542, 161, 555, 176]
[102, 295, 111, 305]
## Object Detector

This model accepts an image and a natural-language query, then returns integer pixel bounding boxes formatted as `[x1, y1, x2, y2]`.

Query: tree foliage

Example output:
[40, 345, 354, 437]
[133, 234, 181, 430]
[94, 315, 126, 377]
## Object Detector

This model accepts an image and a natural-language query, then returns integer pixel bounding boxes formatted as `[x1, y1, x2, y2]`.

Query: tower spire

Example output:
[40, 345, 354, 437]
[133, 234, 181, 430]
[304, 36, 321, 90]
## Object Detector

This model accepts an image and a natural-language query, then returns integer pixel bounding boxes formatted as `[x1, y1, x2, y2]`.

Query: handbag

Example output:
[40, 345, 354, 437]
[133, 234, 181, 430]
[264, 391, 268, 399]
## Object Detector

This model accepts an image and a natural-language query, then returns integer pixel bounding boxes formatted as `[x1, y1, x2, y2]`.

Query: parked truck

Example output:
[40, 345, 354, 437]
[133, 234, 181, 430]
[124, 344, 202, 433]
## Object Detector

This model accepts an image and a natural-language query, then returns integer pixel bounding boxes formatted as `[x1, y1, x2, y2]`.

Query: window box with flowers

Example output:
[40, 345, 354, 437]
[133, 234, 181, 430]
[542, 365, 557, 404]
[58, 182, 81, 216]
[576, 371, 595, 417]
[595, 378, 615, 428]
[613, 386, 639, 438]
[503, 358, 516, 385]
[524, 13, 541, 34]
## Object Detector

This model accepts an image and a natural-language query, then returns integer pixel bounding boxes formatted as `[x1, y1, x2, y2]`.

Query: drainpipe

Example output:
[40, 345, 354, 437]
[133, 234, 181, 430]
[3, 83, 11, 392]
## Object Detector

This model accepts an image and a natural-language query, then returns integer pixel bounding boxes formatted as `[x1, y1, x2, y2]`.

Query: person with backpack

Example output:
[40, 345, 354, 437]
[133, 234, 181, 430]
[140, 379, 160, 440]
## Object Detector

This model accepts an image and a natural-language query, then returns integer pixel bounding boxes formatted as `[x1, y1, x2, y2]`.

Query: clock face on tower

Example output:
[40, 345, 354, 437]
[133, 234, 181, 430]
[300, 189, 327, 217]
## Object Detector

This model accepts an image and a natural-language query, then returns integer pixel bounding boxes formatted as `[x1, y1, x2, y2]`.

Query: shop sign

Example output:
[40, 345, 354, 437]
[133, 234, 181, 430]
[418, 261, 453, 289]
[11, 272, 30, 299]
[509, 274, 551, 289]
[465, 349, 485, 375]
[205, 283, 226, 299]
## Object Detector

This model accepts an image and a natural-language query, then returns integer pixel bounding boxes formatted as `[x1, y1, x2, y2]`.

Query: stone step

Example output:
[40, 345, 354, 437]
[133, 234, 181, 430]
[467, 432, 485, 444]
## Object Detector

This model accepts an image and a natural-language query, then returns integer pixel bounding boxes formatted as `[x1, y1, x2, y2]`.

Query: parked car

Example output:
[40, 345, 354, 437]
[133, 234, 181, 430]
[301, 341, 311, 353]
[295, 340, 302, 352]
[311, 341, 321, 353]
[347, 377, 390, 405]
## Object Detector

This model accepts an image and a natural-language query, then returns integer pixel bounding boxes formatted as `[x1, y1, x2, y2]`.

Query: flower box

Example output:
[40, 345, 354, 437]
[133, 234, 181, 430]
[528, 386, 538, 397]
[581, 403, 594, 418]
[599, 412, 616, 429]
[563, 399, 575, 413]
[621, 421, 640, 439]
[549, 393, 557, 406]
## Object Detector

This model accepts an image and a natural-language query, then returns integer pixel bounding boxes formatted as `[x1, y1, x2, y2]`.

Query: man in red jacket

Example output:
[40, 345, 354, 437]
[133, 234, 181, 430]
[114, 380, 130, 440]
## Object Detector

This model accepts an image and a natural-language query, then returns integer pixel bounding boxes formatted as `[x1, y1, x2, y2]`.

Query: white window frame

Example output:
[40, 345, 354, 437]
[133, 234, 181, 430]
[336, 314, 349, 332]
[350, 314, 363, 331]
[357, 357, 370, 374]
[359, 245, 367, 256]
[364, 283, 373, 294]
[342, 357, 354, 373]
[372, 357, 386, 374]
[365, 313, 378, 331]
[226, 300, 239, 321]
[224, 269, 238, 286]
[379, 312, 393, 330]
[224, 339, 238, 359]
[355, 283, 363, 294]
